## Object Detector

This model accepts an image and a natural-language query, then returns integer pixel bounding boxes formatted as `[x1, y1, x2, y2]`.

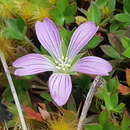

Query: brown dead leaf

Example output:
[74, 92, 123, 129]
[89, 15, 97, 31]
[38, 107, 50, 120]
[126, 68, 130, 86]
[118, 84, 130, 95]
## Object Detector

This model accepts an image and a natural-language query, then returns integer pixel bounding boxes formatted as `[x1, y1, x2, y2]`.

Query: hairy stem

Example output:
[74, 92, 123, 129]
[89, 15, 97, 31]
[0, 50, 27, 130]
[77, 76, 102, 130]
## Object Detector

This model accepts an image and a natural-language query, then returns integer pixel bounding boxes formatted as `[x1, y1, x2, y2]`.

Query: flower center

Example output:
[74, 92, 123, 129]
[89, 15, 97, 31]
[55, 56, 72, 73]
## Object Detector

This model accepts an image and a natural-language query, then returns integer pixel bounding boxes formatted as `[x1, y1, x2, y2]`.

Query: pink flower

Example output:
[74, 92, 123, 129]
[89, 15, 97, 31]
[13, 18, 112, 106]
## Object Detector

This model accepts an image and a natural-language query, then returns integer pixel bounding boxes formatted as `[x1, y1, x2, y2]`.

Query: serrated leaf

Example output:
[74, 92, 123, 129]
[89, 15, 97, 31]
[87, 2, 101, 24]
[101, 45, 121, 59]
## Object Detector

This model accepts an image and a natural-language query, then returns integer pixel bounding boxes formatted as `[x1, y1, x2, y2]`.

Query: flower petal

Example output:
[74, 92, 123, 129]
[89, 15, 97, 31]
[67, 22, 98, 59]
[35, 18, 61, 59]
[49, 73, 72, 106]
[72, 56, 112, 76]
[12, 53, 55, 76]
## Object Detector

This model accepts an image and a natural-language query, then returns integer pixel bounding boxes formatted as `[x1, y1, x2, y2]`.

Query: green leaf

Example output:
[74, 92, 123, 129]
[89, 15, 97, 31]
[107, 0, 116, 13]
[114, 13, 130, 23]
[121, 112, 130, 130]
[85, 124, 102, 130]
[123, 47, 130, 58]
[4, 18, 27, 40]
[87, 2, 101, 24]
[40, 93, 52, 102]
[103, 122, 119, 130]
[100, 45, 121, 59]
[51, 8, 65, 25]
[110, 93, 118, 107]
[110, 22, 120, 32]
[107, 78, 118, 93]
[114, 103, 125, 113]
[51, 0, 76, 25]
[96, 0, 108, 7]
[121, 36, 130, 49]
[86, 36, 103, 49]
[56, 0, 69, 13]
[124, 0, 130, 14]
[99, 110, 109, 125]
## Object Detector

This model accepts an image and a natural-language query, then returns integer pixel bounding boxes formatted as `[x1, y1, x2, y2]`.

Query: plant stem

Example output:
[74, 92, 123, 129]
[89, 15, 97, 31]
[0, 50, 28, 130]
[77, 76, 102, 130]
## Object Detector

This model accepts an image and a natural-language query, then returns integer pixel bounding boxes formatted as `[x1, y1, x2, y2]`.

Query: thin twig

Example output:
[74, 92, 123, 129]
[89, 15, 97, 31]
[77, 76, 102, 130]
[0, 50, 28, 130]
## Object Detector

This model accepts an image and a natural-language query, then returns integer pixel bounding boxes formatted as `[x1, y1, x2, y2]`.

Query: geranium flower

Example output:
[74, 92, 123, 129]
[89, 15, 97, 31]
[13, 18, 112, 106]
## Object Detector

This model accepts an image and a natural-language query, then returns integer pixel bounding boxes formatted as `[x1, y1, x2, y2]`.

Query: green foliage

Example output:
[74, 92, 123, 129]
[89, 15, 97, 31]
[114, 13, 130, 24]
[4, 17, 27, 40]
[96, 78, 124, 113]
[100, 45, 122, 59]
[121, 112, 130, 130]
[85, 124, 102, 130]
[120, 36, 130, 58]
[50, 0, 76, 25]
[86, 36, 103, 49]
[87, 2, 101, 24]
[40, 93, 52, 102]
[123, 0, 130, 14]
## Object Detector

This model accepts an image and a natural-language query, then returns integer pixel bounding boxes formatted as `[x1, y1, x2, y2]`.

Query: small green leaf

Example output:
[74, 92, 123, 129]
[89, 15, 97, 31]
[107, 0, 116, 13]
[110, 22, 120, 32]
[86, 36, 103, 49]
[101, 45, 121, 59]
[99, 110, 110, 125]
[87, 2, 101, 24]
[103, 122, 119, 130]
[96, 0, 108, 7]
[114, 13, 130, 23]
[121, 112, 130, 130]
[110, 93, 118, 107]
[124, 0, 130, 14]
[56, 0, 69, 13]
[123, 47, 130, 58]
[107, 78, 118, 93]
[121, 36, 130, 49]
[85, 124, 102, 130]
[4, 18, 27, 40]
[51, 0, 76, 25]
[40, 93, 52, 102]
